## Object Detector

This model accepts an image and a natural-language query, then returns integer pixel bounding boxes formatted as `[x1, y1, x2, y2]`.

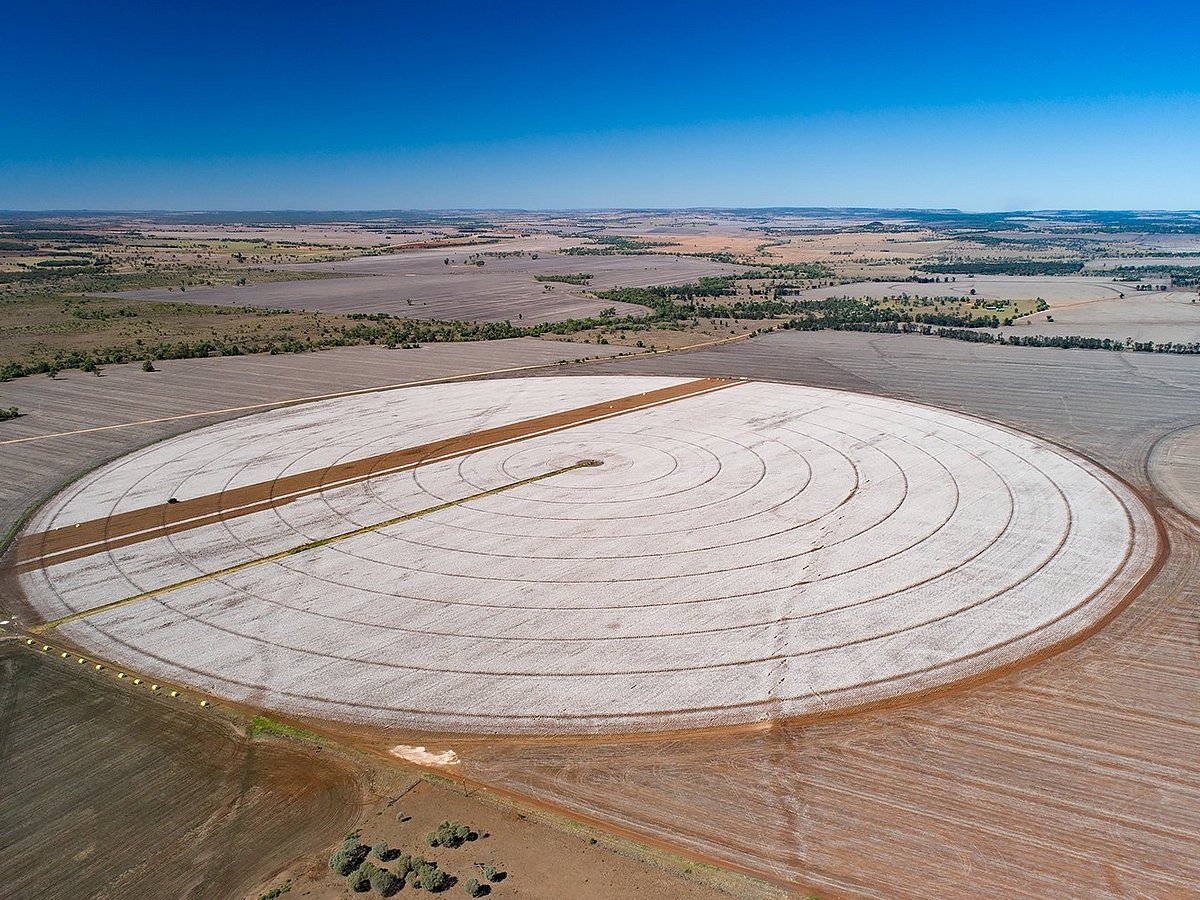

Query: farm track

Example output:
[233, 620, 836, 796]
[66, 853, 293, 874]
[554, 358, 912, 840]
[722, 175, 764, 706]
[3, 330, 1200, 896]
[14, 377, 734, 576]
[0, 339, 632, 565]
[30, 459, 603, 631]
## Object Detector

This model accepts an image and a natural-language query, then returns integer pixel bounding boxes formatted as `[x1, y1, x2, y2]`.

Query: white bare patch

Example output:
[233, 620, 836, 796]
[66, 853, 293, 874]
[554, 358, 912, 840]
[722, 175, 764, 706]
[390, 745, 460, 766]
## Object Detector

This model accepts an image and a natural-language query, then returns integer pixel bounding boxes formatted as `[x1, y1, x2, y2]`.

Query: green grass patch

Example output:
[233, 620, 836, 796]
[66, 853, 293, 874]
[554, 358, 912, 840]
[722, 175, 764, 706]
[248, 715, 321, 743]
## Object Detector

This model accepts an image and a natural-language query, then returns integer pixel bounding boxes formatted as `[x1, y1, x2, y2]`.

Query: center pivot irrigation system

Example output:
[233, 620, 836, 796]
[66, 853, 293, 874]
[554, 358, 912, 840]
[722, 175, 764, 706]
[13, 375, 1158, 735]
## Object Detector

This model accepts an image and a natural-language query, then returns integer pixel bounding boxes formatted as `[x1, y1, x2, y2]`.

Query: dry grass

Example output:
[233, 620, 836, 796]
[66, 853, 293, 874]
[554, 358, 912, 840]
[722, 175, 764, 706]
[0, 293, 357, 368]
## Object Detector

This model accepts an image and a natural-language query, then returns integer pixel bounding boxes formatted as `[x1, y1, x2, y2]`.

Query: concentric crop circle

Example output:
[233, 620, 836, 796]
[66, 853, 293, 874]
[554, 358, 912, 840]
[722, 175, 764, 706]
[17, 376, 1159, 734]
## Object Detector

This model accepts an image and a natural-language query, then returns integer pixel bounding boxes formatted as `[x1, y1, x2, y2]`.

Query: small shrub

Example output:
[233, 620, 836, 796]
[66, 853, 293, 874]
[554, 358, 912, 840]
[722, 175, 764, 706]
[0, 406, 18, 421]
[411, 859, 434, 880]
[463, 878, 486, 897]
[420, 868, 450, 892]
[370, 867, 400, 896]
[355, 864, 379, 892]
[348, 867, 372, 892]
[427, 820, 472, 849]
[142, 359, 156, 372]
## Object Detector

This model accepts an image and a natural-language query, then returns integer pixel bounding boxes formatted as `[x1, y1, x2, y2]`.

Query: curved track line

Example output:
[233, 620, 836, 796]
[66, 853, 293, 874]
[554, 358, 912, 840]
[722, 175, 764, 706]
[33, 460, 599, 632]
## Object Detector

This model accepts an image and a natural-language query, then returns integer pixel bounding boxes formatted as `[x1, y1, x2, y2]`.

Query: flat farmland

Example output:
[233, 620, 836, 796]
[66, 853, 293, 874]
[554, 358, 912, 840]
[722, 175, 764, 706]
[1149, 423, 1200, 523]
[0, 642, 363, 900]
[453, 331, 1200, 897]
[787, 275, 1128, 307]
[111, 248, 744, 324]
[4, 327, 1200, 898]
[0, 338, 634, 554]
[0, 645, 747, 900]
[998, 289, 1200, 343]
[1087, 255, 1200, 268]
[787, 275, 1200, 342]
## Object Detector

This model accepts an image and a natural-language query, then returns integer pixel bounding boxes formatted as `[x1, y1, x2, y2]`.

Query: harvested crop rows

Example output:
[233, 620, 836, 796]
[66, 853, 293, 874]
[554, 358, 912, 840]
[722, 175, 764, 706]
[16, 375, 1156, 735]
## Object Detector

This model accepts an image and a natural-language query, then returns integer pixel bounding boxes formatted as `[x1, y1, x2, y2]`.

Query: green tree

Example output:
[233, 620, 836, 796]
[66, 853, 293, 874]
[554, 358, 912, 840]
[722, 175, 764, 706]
[329, 840, 370, 876]
[420, 868, 450, 892]
[427, 820, 474, 849]
[371, 868, 401, 896]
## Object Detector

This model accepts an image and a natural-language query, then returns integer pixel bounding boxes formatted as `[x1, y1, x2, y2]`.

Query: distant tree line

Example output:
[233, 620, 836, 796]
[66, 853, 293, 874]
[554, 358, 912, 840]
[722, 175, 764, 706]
[1103, 265, 1200, 287]
[534, 273, 593, 285]
[778, 318, 1200, 353]
[917, 260, 1086, 276]
[733, 261, 836, 280]
[562, 235, 678, 255]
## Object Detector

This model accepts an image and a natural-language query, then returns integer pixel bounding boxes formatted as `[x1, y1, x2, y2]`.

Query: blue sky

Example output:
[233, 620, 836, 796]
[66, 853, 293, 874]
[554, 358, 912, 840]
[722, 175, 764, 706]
[4, 0, 1199, 210]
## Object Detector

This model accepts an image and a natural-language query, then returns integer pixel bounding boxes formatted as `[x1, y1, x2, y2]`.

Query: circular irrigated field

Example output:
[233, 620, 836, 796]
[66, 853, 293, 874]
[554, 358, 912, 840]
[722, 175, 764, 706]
[17, 376, 1159, 735]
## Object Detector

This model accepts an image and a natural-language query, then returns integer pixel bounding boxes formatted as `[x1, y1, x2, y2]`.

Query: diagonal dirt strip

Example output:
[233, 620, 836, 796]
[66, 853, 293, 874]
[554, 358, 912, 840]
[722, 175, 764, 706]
[31, 459, 602, 633]
[15, 377, 741, 573]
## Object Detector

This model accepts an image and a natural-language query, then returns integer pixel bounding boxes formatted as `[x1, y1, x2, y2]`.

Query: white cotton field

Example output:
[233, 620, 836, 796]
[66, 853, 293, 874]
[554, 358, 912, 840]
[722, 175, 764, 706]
[20, 376, 1159, 734]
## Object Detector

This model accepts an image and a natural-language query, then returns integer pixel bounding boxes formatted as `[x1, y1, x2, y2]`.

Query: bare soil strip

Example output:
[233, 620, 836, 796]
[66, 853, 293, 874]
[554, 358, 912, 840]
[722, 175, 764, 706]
[32, 459, 600, 632]
[14, 377, 738, 573]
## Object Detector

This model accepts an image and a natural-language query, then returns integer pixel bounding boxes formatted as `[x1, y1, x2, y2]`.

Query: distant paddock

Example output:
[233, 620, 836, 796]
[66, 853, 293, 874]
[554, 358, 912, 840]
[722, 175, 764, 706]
[112, 248, 745, 325]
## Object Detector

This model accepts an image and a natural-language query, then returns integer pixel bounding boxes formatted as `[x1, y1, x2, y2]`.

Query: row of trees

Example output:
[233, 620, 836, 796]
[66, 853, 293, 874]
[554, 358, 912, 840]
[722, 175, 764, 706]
[534, 273, 593, 285]
[1106, 265, 1200, 287]
[777, 318, 1200, 354]
[918, 260, 1085, 276]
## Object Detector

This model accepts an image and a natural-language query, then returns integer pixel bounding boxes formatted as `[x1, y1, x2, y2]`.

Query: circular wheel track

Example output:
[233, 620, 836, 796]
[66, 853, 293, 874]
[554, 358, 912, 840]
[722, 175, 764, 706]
[19, 376, 1159, 734]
